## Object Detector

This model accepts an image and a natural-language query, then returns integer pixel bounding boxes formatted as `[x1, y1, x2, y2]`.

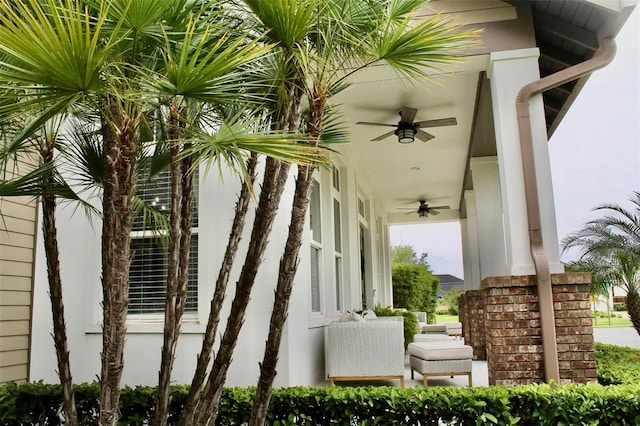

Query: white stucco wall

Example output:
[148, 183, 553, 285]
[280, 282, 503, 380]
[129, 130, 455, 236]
[30, 149, 393, 388]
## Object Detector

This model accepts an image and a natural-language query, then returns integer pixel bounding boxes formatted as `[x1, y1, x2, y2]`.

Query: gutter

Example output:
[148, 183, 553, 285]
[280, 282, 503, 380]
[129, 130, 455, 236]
[516, 38, 616, 383]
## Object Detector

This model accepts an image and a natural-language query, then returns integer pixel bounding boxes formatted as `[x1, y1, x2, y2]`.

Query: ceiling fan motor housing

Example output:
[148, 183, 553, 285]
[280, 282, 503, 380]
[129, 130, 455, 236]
[417, 200, 430, 217]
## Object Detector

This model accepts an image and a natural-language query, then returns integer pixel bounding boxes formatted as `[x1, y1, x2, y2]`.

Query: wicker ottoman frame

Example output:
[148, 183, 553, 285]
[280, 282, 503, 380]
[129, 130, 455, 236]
[410, 356, 472, 387]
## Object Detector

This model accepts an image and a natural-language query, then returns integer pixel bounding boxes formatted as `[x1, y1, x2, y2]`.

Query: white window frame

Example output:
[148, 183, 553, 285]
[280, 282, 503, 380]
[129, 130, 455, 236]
[309, 177, 324, 315]
[331, 166, 344, 312]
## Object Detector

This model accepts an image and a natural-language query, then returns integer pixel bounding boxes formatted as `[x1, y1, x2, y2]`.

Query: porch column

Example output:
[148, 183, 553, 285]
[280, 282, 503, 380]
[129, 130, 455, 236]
[488, 48, 563, 276]
[461, 190, 481, 290]
[469, 157, 507, 279]
[340, 166, 361, 310]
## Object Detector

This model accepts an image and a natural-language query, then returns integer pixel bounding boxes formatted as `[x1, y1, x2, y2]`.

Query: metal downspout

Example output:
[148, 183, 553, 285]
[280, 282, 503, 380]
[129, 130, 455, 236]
[515, 38, 616, 383]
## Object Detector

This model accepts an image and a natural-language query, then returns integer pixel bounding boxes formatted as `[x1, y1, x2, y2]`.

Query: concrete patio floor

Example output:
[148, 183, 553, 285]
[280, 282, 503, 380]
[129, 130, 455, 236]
[328, 327, 638, 389]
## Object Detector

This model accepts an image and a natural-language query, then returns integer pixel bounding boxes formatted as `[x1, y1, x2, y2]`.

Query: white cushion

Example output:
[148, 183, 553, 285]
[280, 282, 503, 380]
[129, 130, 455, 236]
[413, 334, 457, 343]
[408, 341, 472, 361]
[365, 309, 377, 319]
[421, 323, 447, 333]
[339, 311, 365, 322]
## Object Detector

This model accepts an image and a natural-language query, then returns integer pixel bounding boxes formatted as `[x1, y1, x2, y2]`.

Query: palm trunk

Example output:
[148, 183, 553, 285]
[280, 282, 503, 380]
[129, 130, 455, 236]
[626, 290, 640, 335]
[153, 103, 184, 426]
[99, 100, 138, 426]
[249, 164, 315, 425]
[250, 92, 325, 426]
[189, 78, 304, 426]
[192, 158, 291, 425]
[178, 154, 257, 426]
[41, 146, 78, 426]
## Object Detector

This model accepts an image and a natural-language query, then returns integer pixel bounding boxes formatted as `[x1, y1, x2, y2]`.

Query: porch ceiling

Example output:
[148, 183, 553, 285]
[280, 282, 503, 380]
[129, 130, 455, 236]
[331, 0, 635, 226]
[333, 68, 480, 225]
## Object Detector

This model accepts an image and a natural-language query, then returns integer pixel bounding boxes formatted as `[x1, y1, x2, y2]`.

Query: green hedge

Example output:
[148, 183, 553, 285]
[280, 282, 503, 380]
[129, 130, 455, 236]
[1, 381, 639, 425]
[596, 342, 640, 385]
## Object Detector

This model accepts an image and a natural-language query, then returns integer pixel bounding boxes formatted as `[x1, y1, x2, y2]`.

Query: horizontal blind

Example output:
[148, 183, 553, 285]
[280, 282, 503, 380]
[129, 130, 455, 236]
[129, 235, 198, 315]
[310, 246, 321, 313]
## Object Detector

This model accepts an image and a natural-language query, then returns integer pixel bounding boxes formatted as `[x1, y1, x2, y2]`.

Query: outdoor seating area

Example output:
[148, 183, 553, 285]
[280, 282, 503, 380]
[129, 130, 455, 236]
[325, 312, 479, 388]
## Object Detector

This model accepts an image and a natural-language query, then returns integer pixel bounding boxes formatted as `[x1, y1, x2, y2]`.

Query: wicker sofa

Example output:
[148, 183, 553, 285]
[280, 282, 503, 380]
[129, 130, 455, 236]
[325, 317, 405, 387]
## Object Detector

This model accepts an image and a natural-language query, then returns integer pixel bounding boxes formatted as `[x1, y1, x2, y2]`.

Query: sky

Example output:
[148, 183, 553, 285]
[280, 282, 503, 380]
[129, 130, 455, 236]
[390, 6, 640, 279]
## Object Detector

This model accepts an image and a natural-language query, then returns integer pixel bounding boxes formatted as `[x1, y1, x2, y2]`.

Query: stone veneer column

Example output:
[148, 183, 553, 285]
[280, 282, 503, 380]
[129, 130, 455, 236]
[481, 273, 595, 385]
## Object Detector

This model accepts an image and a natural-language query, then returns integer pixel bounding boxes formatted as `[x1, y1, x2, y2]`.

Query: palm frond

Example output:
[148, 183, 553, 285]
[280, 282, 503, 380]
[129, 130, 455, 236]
[0, 161, 92, 209]
[58, 120, 106, 189]
[365, 14, 481, 82]
[152, 12, 272, 104]
[131, 195, 171, 236]
[187, 113, 329, 181]
[243, 0, 319, 49]
[0, 0, 123, 94]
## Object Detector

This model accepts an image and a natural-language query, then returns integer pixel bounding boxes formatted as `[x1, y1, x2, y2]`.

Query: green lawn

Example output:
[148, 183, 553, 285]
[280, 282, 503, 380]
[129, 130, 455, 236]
[435, 314, 459, 323]
[591, 315, 632, 328]
[434, 313, 631, 328]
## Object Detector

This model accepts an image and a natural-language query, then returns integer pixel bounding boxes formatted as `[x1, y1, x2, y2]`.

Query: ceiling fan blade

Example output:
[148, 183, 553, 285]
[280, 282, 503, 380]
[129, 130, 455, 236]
[414, 117, 457, 127]
[371, 130, 396, 141]
[429, 209, 440, 216]
[398, 107, 417, 123]
[356, 121, 397, 127]
[431, 206, 450, 210]
[415, 129, 435, 142]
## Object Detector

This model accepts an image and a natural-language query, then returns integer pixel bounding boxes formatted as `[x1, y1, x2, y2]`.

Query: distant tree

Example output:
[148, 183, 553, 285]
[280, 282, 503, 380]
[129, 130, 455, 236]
[391, 245, 432, 270]
[391, 245, 419, 264]
[443, 288, 461, 315]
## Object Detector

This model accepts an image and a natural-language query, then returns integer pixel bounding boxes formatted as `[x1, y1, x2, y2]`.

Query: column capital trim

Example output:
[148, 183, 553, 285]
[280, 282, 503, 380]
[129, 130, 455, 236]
[470, 156, 498, 170]
[488, 48, 540, 79]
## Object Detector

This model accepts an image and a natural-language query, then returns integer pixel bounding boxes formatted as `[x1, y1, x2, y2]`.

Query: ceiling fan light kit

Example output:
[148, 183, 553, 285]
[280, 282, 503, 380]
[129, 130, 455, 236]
[396, 126, 416, 143]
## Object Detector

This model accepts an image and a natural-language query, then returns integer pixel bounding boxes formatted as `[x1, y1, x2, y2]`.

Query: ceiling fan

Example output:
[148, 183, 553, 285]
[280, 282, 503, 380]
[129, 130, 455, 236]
[403, 200, 451, 218]
[356, 106, 457, 143]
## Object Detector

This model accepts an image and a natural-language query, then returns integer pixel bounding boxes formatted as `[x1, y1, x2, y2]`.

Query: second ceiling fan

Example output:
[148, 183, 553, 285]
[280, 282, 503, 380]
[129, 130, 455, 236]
[357, 106, 457, 143]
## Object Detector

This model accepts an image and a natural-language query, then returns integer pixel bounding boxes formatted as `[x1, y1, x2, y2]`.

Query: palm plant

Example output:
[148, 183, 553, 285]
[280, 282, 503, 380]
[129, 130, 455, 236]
[562, 192, 640, 335]
[182, 1, 479, 425]
[0, 1, 326, 425]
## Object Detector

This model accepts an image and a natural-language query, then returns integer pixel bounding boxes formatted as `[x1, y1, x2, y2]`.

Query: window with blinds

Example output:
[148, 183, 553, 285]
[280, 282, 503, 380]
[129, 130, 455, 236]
[129, 168, 199, 315]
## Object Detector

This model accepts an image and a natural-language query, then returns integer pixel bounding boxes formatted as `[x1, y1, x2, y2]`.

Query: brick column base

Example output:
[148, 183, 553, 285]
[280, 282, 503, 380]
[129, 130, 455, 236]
[552, 274, 598, 383]
[459, 290, 487, 360]
[479, 273, 596, 385]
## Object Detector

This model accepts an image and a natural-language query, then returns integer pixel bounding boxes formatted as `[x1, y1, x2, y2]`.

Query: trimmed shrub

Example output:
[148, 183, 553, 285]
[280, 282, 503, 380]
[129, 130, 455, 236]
[595, 342, 640, 385]
[1, 381, 639, 425]
[614, 303, 627, 311]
